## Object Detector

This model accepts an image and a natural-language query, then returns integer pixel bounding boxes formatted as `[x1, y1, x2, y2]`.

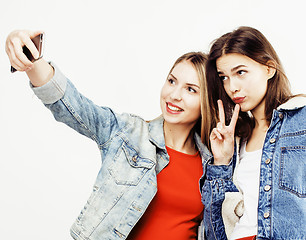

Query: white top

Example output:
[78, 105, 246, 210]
[230, 141, 262, 240]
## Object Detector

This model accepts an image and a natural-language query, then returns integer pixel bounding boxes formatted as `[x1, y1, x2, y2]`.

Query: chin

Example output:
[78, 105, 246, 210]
[239, 107, 248, 112]
[163, 115, 179, 124]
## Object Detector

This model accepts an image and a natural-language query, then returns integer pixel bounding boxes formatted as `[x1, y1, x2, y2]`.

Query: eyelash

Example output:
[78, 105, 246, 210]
[187, 87, 196, 93]
[237, 70, 246, 75]
[219, 76, 228, 81]
[168, 78, 175, 84]
[167, 78, 197, 93]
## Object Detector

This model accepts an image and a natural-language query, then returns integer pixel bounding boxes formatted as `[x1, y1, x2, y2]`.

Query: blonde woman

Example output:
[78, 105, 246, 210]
[6, 30, 213, 240]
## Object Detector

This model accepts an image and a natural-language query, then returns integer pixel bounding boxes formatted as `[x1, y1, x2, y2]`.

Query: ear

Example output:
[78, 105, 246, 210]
[266, 60, 276, 79]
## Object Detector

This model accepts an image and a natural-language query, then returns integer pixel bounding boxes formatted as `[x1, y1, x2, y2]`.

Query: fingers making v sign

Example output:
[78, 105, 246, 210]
[210, 100, 240, 165]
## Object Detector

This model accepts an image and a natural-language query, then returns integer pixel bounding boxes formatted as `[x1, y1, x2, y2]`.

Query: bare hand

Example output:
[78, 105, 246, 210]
[210, 100, 240, 165]
[5, 30, 43, 72]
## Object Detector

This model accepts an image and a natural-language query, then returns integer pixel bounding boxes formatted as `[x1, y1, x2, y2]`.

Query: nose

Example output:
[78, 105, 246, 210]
[228, 77, 240, 93]
[170, 86, 182, 101]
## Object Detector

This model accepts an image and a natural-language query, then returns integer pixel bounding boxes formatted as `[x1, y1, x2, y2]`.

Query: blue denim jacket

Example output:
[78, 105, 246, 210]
[31, 63, 212, 240]
[201, 96, 306, 240]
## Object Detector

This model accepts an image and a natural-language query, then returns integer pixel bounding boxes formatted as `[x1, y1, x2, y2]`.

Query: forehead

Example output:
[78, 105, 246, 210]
[216, 53, 258, 72]
[171, 61, 199, 84]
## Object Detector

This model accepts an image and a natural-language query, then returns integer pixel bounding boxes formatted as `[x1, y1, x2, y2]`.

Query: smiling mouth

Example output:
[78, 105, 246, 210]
[166, 102, 183, 113]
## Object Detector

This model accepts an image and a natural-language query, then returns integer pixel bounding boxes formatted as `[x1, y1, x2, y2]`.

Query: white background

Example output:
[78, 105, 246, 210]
[0, 0, 305, 239]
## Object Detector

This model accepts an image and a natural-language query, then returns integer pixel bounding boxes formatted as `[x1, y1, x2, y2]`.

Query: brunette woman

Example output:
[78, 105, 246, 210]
[202, 26, 306, 240]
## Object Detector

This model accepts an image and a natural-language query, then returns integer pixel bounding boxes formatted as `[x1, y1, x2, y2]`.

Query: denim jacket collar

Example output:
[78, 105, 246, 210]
[148, 116, 166, 150]
[148, 115, 212, 162]
[194, 134, 213, 162]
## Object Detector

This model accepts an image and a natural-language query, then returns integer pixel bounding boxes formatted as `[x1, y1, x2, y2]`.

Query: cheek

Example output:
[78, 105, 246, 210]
[252, 73, 268, 93]
[160, 85, 167, 99]
[193, 102, 201, 120]
[189, 96, 201, 112]
[223, 81, 231, 96]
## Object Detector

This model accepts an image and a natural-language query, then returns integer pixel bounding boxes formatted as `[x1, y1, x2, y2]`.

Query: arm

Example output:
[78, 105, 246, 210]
[200, 100, 241, 239]
[34, 64, 129, 146]
[201, 154, 239, 240]
[6, 30, 129, 147]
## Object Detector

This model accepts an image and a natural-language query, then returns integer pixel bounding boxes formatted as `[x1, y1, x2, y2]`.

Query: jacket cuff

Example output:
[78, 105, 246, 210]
[30, 62, 67, 104]
[206, 160, 233, 180]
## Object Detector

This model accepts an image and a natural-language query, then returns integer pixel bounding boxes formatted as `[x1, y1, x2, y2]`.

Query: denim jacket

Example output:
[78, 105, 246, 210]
[200, 96, 306, 240]
[31, 63, 212, 240]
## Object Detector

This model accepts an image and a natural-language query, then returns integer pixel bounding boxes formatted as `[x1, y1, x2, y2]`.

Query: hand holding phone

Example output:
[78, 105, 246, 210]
[10, 33, 44, 73]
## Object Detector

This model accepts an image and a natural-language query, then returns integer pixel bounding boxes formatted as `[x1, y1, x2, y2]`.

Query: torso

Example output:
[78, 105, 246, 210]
[230, 140, 262, 240]
[127, 146, 204, 240]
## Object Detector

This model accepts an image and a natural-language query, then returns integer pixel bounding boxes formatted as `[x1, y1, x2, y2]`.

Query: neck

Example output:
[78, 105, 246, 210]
[163, 121, 197, 155]
[251, 99, 269, 131]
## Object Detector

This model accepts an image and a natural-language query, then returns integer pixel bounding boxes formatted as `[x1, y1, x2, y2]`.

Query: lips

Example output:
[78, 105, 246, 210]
[232, 97, 245, 104]
[166, 102, 183, 114]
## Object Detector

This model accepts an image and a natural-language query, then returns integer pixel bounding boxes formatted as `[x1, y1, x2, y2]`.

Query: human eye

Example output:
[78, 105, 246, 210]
[187, 86, 196, 93]
[167, 78, 175, 85]
[219, 75, 228, 81]
[237, 70, 246, 76]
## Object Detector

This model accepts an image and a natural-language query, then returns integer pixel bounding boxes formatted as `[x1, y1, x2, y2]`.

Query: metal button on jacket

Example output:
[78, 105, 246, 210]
[264, 212, 270, 218]
[270, 138, 276, 144]
[264, 185, 271, 191]
[265, 158, 271, 164]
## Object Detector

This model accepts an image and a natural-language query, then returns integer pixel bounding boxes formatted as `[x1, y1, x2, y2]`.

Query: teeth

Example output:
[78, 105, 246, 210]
[167, 104, 182, 111]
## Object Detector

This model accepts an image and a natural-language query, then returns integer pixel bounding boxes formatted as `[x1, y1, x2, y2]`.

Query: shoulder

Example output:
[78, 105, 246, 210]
[117, 112, 149, 132]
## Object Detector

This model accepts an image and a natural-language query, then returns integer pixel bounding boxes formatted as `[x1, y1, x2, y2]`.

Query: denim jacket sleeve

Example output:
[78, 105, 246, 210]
[31, 62, 127, 147]
[201, 152, 239, 240]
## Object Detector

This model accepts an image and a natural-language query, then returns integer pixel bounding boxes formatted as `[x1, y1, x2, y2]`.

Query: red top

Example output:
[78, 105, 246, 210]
[127, 146, 204, 240]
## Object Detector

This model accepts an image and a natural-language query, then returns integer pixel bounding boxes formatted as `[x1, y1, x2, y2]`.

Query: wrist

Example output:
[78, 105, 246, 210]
[213, 157, 231, 166]
[27, 59, 54, 87]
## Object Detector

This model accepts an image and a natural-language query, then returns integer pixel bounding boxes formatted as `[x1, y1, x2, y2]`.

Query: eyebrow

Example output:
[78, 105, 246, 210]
[218, 64, 247, 75]
[168, 73, 177, 80]
[186, 83, 200, 89]
[168, 74, 200, 88]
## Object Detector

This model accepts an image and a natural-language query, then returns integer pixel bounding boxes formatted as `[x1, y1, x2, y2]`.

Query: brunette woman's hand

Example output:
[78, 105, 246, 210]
[5, 30, 43, 72]
[210, 100, 240, 165]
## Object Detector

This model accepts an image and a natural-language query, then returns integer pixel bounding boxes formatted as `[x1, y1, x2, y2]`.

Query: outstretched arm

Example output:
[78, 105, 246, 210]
[6, 29, 131, 148]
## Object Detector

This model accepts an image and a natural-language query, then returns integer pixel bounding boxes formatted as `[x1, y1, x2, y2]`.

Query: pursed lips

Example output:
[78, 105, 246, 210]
[232, 97, 245, 104]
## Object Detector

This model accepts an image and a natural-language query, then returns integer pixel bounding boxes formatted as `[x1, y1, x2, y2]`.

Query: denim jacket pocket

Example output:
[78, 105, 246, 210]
[108, 142, 154, 186]
[279, 146, 306, 197]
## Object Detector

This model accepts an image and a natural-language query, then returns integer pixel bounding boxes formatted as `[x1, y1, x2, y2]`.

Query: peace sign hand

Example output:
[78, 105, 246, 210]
[210, 100, 240, 165]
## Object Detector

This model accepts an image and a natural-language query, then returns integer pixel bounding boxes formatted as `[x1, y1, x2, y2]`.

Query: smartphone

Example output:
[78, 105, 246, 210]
[11, 33, 44, 73]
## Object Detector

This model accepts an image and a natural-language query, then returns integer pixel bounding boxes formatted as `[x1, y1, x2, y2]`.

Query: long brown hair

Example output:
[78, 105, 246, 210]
[206, 26, 293, 138]
[168, 52, 213, 147]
